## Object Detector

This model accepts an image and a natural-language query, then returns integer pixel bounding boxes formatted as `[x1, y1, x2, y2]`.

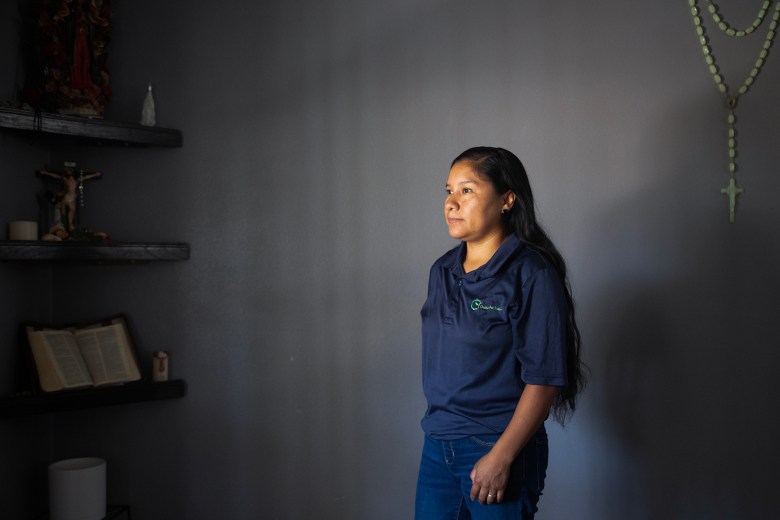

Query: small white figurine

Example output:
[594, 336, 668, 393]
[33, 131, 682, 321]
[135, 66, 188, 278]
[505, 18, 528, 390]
[140, 82, 156, 127]
[153, 351, 169, 382]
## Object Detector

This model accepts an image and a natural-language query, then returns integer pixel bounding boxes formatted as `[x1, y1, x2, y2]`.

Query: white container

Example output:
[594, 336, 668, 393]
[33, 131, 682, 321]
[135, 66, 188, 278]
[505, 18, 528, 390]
[8, 220, 38, 240]
[48, 457, 106, 520]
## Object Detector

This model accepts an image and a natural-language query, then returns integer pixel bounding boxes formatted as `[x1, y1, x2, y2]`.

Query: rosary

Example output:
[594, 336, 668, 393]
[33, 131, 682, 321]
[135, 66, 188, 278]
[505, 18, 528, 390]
[78, 170, 87, 208]
[688, 0, 779, 222]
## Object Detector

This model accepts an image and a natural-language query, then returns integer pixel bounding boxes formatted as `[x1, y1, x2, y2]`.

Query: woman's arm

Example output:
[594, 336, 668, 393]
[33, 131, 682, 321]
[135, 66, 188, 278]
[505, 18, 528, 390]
[469, 384, 559, 504]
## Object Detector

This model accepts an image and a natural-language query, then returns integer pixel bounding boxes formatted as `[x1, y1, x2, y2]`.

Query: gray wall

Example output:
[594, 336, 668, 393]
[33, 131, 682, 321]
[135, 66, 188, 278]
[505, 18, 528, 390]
[2, 0, 780, 518]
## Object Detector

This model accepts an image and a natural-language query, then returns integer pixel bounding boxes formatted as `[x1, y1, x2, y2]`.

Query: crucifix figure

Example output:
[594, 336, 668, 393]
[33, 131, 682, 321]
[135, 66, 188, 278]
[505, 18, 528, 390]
[38, 161, 102, 231]
[720, 177, 743, 224]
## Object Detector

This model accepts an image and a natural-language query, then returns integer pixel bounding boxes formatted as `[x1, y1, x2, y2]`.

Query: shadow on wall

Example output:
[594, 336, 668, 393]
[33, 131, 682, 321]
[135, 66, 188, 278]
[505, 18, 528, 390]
[592, 173, 780, 519]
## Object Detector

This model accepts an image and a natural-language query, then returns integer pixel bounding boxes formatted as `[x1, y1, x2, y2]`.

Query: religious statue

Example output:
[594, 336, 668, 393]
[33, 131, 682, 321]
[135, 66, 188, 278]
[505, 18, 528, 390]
[21, 0, 112, 116]
[38, 161, 102, 234]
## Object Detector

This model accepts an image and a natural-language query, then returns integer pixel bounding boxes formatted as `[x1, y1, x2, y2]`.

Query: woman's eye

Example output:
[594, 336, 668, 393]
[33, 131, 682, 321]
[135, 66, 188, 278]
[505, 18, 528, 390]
[445, 189, 453, 195]
[462, 188, 472, 193]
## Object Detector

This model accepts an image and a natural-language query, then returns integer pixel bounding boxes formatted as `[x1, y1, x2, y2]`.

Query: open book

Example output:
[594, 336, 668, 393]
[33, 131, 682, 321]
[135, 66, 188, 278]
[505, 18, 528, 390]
[25, 316, 141, 392]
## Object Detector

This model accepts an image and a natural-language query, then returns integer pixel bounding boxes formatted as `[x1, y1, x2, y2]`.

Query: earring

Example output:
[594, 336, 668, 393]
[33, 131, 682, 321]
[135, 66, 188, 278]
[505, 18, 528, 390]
[501, 208, 509, 214]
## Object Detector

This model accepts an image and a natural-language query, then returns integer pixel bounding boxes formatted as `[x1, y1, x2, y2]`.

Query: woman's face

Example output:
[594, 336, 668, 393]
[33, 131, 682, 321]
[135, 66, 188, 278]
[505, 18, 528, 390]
[444, 161, 513, 243]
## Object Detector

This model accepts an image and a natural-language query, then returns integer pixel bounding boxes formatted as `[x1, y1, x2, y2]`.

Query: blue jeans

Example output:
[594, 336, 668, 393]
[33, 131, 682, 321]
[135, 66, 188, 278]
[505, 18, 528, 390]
[415, 429, 548, 520]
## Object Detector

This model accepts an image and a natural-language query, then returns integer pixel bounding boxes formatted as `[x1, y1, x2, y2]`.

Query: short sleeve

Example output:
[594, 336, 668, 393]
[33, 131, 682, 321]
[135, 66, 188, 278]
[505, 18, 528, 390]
[511, 267, 569, 386]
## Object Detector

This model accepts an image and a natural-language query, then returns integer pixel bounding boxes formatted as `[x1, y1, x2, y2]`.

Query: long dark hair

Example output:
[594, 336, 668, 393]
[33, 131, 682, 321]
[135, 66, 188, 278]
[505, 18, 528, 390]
[452, 146, 587, 424]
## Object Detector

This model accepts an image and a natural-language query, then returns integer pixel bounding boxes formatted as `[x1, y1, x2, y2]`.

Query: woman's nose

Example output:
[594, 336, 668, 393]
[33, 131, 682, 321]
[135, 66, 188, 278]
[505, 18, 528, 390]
[445, 194, 458, 209]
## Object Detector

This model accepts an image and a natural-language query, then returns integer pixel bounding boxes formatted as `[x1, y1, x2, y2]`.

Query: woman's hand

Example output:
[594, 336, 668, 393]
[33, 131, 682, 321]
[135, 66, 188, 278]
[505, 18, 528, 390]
[468, 385, 559, 505]
[469, 449, 512, 504]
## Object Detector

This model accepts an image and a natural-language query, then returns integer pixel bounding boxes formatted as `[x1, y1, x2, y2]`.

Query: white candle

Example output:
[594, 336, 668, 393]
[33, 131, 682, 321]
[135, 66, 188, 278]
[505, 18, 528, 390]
[49, 458, 106, 520]
[8, 220, 38, 240]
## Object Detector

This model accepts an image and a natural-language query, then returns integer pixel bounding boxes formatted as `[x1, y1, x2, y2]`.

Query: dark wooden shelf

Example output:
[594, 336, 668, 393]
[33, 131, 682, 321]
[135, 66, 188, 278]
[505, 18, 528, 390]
[0, 241, 189, 262]
[0, 107, 182, 147]
[0, 379, 186, 417]
[35, 504, 131, 520]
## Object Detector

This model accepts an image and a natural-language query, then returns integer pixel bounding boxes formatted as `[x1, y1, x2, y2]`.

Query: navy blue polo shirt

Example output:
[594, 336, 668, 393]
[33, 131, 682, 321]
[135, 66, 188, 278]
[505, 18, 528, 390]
[420, 234, 569, 439]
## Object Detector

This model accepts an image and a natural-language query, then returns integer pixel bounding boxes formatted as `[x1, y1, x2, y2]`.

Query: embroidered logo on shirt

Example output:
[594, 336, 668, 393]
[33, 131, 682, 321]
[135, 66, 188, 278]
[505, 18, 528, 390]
[470, 299, 504, 312]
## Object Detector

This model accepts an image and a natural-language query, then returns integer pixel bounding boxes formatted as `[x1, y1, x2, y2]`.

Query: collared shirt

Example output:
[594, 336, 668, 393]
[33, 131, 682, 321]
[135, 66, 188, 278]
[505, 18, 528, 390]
[420, 234, 569, 439]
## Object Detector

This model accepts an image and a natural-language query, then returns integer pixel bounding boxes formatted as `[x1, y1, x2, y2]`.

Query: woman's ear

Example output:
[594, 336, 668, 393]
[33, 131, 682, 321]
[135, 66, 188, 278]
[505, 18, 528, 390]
[502, 191, 517, 213]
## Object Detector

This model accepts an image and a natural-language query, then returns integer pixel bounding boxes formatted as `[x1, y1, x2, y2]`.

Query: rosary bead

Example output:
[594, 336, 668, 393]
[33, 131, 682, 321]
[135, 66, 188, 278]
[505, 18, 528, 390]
[729, 162, 736, 173]
[727, 112, 735, 124]
[719, 83, 727, 93]
[706, 55, 715, 65]
[738, 85, 748, 95]
[705, 0, 777, 37]
[694, 15, 702, 26]
[728, 138, 736, 149]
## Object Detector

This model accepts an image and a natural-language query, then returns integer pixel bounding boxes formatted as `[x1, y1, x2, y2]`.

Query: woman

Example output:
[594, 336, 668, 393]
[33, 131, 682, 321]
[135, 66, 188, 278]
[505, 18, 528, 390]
[415, 147, 586, 519]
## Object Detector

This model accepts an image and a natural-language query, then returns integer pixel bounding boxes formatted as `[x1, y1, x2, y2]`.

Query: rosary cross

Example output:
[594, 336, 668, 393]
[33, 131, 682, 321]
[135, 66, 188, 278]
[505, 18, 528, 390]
[720, 177, 743, 223]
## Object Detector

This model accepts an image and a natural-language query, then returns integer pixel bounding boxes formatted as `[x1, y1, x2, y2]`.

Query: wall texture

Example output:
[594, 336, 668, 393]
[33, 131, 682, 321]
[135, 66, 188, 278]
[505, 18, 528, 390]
[2, 1, 780, 518]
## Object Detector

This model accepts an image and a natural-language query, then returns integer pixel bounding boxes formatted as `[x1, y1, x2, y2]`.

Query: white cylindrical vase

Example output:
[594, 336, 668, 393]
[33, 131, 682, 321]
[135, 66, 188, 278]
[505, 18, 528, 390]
[48, 457, 106, 520]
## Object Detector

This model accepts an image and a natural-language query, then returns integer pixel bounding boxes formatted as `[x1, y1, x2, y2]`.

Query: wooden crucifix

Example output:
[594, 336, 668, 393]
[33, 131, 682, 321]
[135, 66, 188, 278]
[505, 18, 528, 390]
[38, 161, 102, 231]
